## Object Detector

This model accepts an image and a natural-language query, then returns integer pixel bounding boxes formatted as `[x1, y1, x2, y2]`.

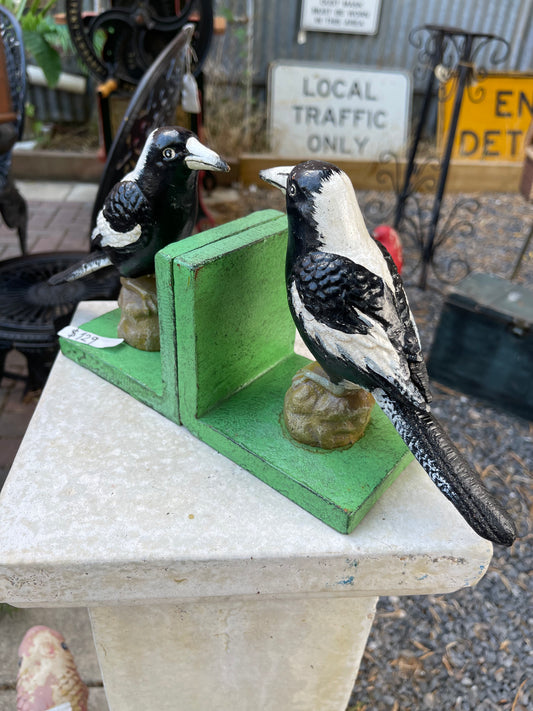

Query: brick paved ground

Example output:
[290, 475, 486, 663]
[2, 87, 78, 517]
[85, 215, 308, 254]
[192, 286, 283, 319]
[0, 184, 96, 261]
[0, 182, 98, 488]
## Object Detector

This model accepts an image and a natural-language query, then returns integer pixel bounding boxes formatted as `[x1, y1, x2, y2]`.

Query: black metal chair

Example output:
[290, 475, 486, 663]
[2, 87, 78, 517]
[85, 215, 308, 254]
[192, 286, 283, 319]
[0, 24, 197, 391]
[91, 23, 197, 226]
[0, 5, 27, 255]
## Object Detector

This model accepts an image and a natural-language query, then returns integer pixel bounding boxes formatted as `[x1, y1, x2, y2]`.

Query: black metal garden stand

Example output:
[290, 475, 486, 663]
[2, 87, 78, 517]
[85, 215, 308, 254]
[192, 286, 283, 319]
[394, 24, 509, 289]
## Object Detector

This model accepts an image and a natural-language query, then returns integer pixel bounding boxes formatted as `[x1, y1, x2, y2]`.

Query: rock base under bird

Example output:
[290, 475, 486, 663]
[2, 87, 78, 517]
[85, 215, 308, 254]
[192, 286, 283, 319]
[117, 275, 160, 351]
[284, 362, 375, 449]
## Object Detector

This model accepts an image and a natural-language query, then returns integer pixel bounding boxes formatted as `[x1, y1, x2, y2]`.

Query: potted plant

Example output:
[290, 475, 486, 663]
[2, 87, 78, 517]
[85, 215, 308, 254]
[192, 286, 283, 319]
[3, 0, 92, 137]
[3, 0, 71, 87]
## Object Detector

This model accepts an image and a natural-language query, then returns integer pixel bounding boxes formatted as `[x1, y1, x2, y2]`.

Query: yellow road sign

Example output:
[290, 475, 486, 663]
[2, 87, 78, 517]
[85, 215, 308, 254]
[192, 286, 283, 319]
[438, 73, 533, 162]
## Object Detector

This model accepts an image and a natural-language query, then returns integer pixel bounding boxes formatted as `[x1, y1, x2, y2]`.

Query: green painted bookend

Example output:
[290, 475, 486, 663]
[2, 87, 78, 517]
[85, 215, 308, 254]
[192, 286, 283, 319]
[58, 211, 284, 424]
[59, 209, 412, 533]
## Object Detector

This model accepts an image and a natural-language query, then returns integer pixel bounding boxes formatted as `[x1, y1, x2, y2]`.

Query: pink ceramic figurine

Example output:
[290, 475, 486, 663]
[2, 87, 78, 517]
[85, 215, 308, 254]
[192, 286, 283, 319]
[16, 626, 88, 711]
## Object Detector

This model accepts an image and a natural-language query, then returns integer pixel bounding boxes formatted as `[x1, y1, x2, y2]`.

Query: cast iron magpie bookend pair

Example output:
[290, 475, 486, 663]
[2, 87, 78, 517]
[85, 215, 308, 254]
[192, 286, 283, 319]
[50, 126, 516, 547]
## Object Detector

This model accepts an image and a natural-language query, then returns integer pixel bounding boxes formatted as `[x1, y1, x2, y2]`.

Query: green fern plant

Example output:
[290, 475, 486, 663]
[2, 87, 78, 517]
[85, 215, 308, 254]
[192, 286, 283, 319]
[4, 0, 73, 87]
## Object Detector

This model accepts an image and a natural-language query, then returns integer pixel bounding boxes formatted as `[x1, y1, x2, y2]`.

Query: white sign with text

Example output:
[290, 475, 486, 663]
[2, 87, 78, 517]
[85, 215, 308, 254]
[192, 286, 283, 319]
[301, 0, 382, 36]
[268, 62, 411, 161]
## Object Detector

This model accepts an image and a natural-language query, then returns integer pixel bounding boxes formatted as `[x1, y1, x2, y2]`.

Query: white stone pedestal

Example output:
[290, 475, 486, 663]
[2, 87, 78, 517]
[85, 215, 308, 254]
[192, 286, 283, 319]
[90, 597, 377, 711]
[0, 303, 492, 711]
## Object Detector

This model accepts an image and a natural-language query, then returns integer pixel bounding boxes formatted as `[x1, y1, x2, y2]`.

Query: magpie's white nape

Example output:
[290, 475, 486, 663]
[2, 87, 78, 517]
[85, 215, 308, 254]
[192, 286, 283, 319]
[260, 159, 517, 547]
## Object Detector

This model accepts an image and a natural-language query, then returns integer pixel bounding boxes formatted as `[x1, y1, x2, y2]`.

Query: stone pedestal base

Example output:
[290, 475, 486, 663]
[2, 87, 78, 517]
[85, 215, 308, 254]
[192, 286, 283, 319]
[0, 302, 493, 711]
[90, 596, 377, 711]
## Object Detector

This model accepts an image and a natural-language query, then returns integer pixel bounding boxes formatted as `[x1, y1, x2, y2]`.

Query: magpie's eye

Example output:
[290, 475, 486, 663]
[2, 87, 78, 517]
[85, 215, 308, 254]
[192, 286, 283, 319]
[162, 147, 176, 160]
[288, 183, 297, 196]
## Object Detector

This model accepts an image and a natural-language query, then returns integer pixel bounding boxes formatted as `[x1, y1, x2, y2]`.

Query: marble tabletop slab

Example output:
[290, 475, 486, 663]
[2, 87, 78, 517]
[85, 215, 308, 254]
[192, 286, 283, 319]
[0, 302, 492, 608]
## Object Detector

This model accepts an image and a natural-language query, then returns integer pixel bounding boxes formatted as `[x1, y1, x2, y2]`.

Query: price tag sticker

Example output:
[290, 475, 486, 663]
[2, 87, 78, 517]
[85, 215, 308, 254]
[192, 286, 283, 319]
[58, 326, 124, 349]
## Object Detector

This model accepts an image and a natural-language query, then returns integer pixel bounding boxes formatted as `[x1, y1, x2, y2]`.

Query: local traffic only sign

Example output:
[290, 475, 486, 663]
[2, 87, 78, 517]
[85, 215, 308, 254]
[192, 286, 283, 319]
[268, 61, 410, 161]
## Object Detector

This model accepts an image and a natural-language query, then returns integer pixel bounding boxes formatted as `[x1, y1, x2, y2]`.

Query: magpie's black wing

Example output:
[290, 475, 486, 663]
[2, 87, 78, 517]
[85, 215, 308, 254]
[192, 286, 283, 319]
[291, 250, 431, 405]
[102, 180, 152, 232]
[292, 251, 384, 334]
[375, 242, 432, 402]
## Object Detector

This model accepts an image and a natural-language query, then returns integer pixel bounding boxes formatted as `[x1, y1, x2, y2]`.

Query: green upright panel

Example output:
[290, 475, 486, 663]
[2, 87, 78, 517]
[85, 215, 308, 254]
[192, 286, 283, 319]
[172, 213, 412, 534]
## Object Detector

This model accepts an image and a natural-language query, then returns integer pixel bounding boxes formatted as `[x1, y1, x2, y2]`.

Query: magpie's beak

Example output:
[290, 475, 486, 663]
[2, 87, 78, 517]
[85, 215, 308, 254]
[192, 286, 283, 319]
[259, 166, 294, 193]
[184, 136, 229, 172]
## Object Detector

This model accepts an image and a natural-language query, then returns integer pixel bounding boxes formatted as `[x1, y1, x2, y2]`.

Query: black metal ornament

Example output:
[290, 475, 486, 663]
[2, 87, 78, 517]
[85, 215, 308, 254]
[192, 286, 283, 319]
[65, 0, 213, 90]
[364, 24, 510, 289]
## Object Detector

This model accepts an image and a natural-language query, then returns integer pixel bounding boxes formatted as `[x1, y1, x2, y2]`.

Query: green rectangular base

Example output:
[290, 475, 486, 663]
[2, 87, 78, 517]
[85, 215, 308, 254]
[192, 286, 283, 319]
[59, 209, 412, 534]
[59, 308, 173, 418]
[196, 352, 412, 534]
[172, 211, 413, 534]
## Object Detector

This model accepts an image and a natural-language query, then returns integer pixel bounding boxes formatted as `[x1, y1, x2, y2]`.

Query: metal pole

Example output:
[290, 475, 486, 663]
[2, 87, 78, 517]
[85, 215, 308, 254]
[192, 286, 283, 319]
[418, 33, 473, 289]
[510, 220, 533, 280]
[394, 30, 445, 229]
[243, 0, 254, 145]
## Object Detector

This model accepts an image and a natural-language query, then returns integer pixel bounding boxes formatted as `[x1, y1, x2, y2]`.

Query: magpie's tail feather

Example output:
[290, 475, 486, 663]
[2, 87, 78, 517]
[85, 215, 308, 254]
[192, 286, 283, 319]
[48, 252, 113, 285]
[374, 391, 517, 547]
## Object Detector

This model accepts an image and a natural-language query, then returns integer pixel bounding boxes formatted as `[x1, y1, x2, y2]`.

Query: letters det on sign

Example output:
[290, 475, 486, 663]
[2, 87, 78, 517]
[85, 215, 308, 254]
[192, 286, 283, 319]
[438, 74, 533, 162]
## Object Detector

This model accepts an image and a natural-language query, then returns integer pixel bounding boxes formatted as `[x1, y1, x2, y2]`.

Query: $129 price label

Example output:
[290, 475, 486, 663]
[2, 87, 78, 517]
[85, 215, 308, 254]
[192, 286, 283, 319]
[57, 326, 124, 349]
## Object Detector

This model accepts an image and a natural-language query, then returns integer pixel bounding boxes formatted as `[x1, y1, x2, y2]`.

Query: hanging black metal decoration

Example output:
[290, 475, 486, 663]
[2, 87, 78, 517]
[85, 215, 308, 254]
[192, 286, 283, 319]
[65, 0, 213, 90]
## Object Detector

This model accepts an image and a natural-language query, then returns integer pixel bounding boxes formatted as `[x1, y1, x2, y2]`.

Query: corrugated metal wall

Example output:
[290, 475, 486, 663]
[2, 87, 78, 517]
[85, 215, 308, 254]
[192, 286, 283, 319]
[209, 0, 533, 92]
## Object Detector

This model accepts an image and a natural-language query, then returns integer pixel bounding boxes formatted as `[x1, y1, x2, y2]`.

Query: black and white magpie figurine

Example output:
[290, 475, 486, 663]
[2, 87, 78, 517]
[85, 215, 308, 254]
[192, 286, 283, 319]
[260, 160, 517, 547]
[49, 126, 229, 285]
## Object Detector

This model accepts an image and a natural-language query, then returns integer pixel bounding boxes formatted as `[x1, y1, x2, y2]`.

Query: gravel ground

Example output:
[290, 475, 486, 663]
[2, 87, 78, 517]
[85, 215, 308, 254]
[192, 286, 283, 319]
[226, 186, 532, 711]
[346, 192, 532, 711]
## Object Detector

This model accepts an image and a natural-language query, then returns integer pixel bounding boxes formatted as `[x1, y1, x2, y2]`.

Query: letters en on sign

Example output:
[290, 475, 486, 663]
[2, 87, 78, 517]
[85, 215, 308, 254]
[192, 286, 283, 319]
[268, 61, 410, 161]
[438, 73, 533, 162]
[300, 0, 382, 36]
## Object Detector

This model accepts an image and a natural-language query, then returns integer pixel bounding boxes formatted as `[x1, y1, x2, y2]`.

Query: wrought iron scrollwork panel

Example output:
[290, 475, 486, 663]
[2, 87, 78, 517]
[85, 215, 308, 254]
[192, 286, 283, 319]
[364, 24, 509, 290]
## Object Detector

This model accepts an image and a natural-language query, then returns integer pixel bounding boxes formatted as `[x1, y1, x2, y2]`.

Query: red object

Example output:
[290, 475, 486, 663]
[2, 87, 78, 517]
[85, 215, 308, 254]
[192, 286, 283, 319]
[372, 224, 403, 273]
